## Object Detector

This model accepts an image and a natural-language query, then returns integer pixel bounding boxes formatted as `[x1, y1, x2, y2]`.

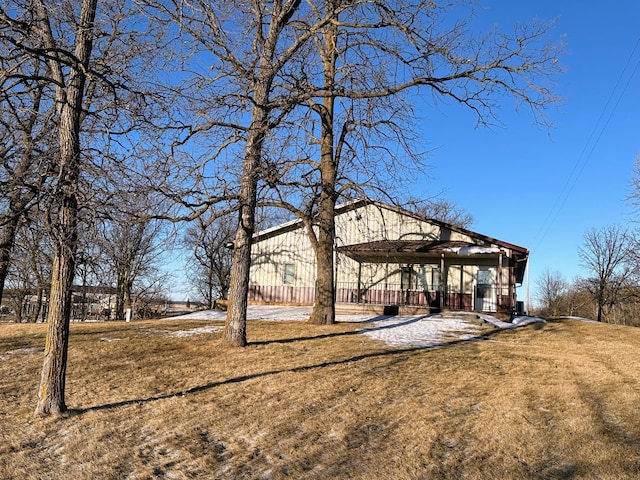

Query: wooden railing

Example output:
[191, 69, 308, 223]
[336, 282, 512, 312]
[248, 282, 514, 313]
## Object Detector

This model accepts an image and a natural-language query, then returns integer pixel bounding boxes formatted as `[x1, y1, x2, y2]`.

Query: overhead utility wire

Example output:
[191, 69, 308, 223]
[530, 36, 640, 253]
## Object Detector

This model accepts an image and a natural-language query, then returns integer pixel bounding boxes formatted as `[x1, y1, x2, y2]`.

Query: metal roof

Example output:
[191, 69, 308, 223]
[336, 239, 529, 284]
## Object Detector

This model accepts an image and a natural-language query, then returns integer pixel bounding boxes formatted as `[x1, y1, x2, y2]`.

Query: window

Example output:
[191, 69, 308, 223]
[401, 266, 413, 290]
[431, 267, 441, 291]
[283, 263, 295, 285]
[477, 267, 494, 286]
[416, 266, 440, 291]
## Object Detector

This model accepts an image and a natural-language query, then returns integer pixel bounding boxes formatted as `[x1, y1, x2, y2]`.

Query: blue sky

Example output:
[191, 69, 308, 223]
[412, 1, 640, 305]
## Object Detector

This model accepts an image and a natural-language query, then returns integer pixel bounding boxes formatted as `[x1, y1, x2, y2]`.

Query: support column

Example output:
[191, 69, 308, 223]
[498, 253, 503, 311]
[440, 254, 445, 310]
[385, 250, 389, 305]
[459, 265, 464, 310]
[357, 261, 362, 304]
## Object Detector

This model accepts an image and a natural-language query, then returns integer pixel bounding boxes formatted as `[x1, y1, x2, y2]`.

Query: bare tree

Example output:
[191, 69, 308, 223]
[184, 214, 234, 309]
[146, 0, 337, 345]
[564, 281, 592, 318]
[629, 155, 640, 214]
[416, 199, 474, 229]
[0, 48, 55, 306]
[2, 0, 170, 414]
[12, 0, 101, 415]
[578, 225, 633, 322]
[136, 0, 562, 339]
[535, 268, 568, 317]
[98, 201, 171, 321]
[303, 0, 340, 325]
[258, 0, 562, 325]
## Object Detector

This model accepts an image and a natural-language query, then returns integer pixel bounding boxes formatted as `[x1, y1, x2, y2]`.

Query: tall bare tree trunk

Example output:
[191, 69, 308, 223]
[0, 219, 19, 306]
[309, 2, 338, 325]
[36, 207, 77, 413]
[32, 287, 45, 323]
[309, 99, 337, 325]
[208, 265, 214, 309]
[35, 138, 80, 413]
[35, 0, 97, 415]
[597, 288, 604, 322]
[224, 101, 268, 347]
[115, 274, 126, 320]
[125, 280, 134, 319]
[224, 0, 304, 345]
[309, 186, 336, 325]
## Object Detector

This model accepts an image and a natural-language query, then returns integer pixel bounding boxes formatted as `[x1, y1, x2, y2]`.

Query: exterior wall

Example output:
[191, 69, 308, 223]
[334, 202, 475, 246]
[250, 225, 316, 288]
[248, 201, 521, 312]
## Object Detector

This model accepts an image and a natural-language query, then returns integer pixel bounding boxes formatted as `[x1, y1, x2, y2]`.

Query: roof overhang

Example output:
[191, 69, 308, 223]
[336, 239, 529, 283]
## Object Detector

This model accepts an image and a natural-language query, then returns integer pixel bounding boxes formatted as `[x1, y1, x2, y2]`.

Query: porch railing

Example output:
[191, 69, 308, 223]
[335, 282, 512, 312]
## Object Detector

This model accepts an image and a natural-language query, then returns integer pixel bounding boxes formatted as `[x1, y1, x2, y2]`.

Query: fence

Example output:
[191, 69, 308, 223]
[336, 282, 512, 312]
[247, 281, 514, 312]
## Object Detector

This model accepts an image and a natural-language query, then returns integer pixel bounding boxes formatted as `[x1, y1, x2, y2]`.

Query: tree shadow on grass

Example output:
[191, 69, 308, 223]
[69, 325, 509, 415]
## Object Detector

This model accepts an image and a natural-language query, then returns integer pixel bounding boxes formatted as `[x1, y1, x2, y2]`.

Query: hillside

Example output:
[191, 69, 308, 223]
[1, 316, 639, 479]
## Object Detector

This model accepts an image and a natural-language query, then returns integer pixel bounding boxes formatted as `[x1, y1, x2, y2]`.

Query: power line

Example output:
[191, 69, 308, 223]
[531, 36, 640, 253]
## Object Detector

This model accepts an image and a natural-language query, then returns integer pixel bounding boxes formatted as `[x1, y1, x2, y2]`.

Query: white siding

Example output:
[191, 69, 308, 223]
[248, 201, 519, 311]
[250, 226, 316, 288]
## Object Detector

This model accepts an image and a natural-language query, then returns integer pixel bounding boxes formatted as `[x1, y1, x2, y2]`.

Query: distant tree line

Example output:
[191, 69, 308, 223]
[535, 223, 640, 325]
[0, 203, 173, 323]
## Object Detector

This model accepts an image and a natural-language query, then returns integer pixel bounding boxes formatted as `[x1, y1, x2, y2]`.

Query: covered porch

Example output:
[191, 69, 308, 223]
[335, 239, 527, 314]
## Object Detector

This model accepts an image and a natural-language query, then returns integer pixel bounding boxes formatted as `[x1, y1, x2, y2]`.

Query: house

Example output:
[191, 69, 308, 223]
[248, 199, 528, 314]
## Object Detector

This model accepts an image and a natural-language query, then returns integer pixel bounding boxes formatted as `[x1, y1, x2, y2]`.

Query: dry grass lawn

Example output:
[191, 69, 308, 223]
[1, 316, 640, 479]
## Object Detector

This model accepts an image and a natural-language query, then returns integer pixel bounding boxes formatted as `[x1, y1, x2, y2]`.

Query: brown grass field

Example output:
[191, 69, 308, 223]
[1, 316, 640, 479]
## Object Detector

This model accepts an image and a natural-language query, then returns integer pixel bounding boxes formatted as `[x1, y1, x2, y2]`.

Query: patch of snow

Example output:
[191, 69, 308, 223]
[144, 325, 223, 337]
[170, 306, 313, 321]
[475, 314, 546, 329]
[557, 316, 597, 322]
[163, 306, 551, 347]
[511, 316, 547, 326]
[166, 325, 223, 337]
[358, 315, 485, 348]
[443, 246, 501, 255]
[1, 347, 43, 358]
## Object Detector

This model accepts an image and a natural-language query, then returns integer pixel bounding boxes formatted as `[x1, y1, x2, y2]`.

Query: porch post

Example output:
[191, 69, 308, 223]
[511, 258, 516, 312]
[498, 253, 503, 311]
[459, 264, 464, 310]
[357, 261, 362, 304]
[440, 254, 445, 310]
[385, 250, 389, 305]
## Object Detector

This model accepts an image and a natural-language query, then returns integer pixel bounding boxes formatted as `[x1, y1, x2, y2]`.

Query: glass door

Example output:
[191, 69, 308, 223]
[475, 267, 497, 311]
